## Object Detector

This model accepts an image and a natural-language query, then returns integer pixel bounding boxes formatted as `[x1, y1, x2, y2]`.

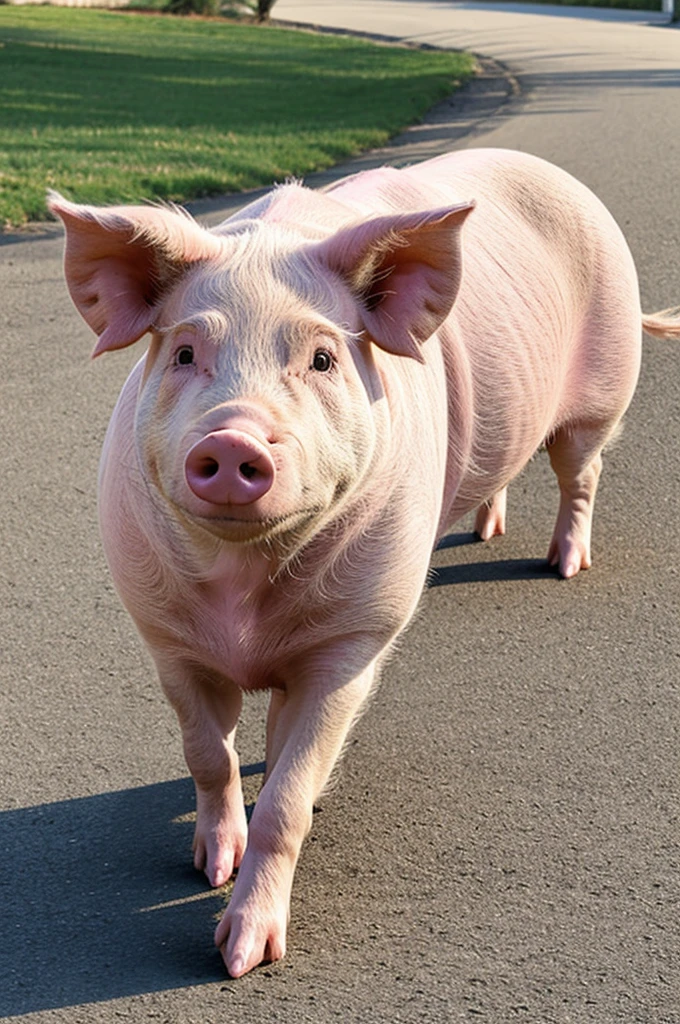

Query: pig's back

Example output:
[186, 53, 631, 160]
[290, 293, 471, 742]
[329, 150, 642, 528]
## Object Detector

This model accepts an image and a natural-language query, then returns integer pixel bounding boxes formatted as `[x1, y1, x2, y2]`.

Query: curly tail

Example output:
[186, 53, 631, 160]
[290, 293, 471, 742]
[642, 307, 680, 339]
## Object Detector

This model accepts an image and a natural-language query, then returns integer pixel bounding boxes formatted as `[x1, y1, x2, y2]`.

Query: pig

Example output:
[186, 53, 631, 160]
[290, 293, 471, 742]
[49, 148, 680, 978]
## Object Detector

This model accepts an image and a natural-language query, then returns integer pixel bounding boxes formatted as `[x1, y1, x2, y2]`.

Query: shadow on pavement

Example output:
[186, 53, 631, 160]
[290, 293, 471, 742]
[430, 531, 554, 586]
[0, 766, 263, 1017]
[429, 557, 553, 587]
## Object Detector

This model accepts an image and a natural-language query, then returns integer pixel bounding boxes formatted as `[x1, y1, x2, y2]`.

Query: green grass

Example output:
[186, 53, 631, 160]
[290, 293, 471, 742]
[0, 8, 474, 228]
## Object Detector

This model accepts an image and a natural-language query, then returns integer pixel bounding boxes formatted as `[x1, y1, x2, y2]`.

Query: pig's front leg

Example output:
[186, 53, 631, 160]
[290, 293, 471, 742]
[215, 659, 377, 977]
[154, 655, 248, 887]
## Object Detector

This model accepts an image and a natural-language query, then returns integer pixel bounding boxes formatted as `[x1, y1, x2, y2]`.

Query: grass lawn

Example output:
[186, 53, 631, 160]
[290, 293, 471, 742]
[0, 7, 475, 228]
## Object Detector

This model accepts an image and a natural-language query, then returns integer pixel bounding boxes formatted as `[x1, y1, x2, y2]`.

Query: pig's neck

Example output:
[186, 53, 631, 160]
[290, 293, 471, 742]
[138, 380, 424, 685]
[131, 518, 280, 687]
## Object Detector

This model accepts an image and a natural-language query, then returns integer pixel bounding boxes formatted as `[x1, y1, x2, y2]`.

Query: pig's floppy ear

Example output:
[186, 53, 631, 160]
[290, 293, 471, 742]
[312, 202, 475, 361]
[48, 193, 223, 357]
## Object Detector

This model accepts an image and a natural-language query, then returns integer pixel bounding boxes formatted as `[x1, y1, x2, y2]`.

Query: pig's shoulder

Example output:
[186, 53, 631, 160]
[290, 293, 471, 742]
[414, 148, 611, 239]
[323, 166, 444, 215]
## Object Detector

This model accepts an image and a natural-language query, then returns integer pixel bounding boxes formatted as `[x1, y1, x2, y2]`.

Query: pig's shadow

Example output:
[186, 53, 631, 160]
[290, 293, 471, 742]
[430, 531, 554, 586]
[0, 764, 264, 1017]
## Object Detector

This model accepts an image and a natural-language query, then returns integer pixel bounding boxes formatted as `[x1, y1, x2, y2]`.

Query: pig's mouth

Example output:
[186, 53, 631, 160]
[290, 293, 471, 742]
[180, 504, 324, 545]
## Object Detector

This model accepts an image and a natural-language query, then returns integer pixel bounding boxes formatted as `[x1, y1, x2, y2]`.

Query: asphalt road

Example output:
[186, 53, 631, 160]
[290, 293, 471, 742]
[2, 4, 680, 1022]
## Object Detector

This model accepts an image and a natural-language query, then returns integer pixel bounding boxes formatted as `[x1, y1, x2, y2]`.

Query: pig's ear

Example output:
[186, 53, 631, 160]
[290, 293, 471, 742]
[313, 202, 475, 361]
[48, 192, 223, 356]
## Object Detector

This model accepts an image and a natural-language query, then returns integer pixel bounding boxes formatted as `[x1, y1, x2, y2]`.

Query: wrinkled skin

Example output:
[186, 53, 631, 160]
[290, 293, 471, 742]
[50, 148, 679, 978]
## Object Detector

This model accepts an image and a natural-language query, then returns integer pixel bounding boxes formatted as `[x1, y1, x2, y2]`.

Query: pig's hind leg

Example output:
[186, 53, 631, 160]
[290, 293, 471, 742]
[545, 423, 612, 579]
[474, 487, 507, 541]
[155, 657, 248, 888]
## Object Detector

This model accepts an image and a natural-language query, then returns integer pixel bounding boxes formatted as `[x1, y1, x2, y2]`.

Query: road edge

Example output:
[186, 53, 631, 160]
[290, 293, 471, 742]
[0, 34, 519, 243]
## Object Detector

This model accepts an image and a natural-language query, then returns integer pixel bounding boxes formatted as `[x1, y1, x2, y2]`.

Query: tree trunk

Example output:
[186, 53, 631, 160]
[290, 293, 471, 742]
[256, 0, 274, 21]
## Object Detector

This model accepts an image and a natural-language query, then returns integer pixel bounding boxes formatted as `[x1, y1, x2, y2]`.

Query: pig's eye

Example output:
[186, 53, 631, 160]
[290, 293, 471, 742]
[174, 345, 195, 367]
[311, 348, 334, 373]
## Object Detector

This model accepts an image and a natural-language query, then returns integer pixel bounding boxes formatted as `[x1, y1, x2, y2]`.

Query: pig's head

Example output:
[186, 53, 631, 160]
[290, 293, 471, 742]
[49, 188, 473, 553]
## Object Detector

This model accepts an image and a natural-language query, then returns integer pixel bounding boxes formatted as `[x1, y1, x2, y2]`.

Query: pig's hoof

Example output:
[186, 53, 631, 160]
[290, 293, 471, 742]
[215, 904, 287, 978]
[194, 838, 241, 888]
[193, 813, 247, 888]
[474, 489, 507, 542]
[193, 830, 247, 888]
[547, 535, 591, 579]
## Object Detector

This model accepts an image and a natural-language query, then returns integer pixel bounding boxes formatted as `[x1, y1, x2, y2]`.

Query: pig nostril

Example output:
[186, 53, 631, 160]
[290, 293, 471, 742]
[239, 462, 259, 480]
[197, 457, 219, 479]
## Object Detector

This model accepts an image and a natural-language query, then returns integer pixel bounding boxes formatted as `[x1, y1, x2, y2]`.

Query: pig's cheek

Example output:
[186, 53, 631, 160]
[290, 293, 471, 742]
[322, 384, 376, 486]
[134, 407, 190, 507]
[140, 380, 201, 497]
[136, 428, 177, 503]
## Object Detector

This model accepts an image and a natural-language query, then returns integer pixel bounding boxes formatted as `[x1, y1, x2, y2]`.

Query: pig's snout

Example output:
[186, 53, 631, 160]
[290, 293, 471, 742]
[185, 429, 275, 506]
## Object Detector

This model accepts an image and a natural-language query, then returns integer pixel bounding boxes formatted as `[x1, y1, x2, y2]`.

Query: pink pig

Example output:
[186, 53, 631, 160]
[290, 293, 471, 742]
[50, 148, 679, 978]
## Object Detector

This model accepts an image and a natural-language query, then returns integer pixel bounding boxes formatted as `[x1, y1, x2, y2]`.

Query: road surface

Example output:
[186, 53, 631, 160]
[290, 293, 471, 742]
[1, 4, 679, 1022]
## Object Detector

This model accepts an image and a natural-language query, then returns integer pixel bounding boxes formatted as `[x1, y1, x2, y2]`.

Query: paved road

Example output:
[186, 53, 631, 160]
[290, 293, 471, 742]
[2, 4, 679, 1022]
